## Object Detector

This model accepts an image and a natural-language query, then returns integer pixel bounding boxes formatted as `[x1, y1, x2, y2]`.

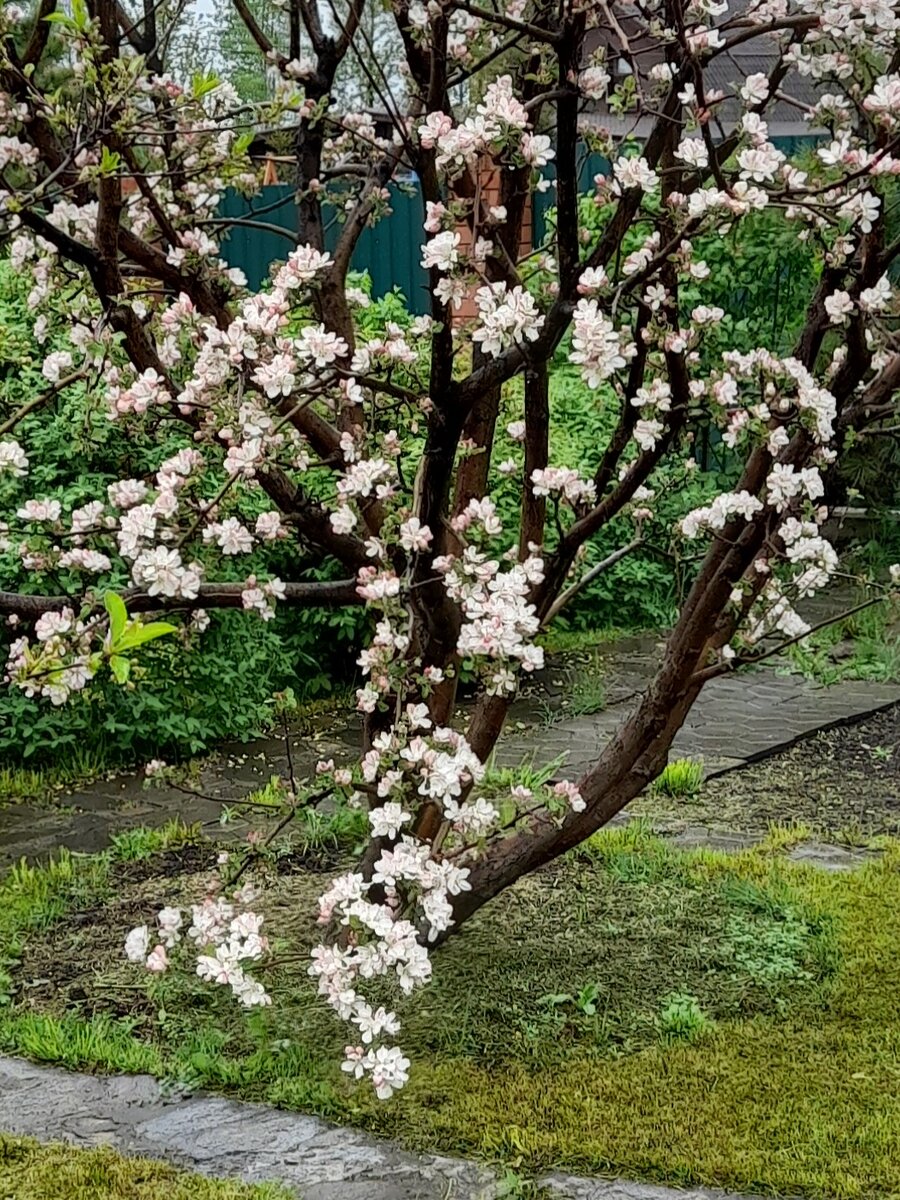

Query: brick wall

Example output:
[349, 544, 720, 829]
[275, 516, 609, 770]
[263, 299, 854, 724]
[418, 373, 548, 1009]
[453, 166, 534, 322]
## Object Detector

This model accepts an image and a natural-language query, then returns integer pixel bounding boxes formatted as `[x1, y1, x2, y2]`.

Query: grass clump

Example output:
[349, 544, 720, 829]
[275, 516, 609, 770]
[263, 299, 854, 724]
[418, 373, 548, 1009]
[652, 758, 704, 797]
[657, 992, 713, 1043]
[538, 654, 607, 725]
[109, 820, 200, 863]
[3, 824, 900, 1198]
[0, 747, 111, 806]
[0, 1014, 164, 1075]
[0, 1134, 293, 1199]
[785, 596, 900, 684]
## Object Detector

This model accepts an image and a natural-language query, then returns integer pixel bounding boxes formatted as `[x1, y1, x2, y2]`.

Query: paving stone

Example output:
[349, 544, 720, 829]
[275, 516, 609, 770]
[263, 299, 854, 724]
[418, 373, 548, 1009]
[664, 825, 762, 853]
[787, 842, 878, 871]
[544, 1175, 772, 1200]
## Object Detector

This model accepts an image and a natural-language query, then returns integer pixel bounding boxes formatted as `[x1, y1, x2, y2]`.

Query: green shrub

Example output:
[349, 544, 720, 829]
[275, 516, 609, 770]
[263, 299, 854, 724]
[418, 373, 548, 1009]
[0, 260, 368, 768]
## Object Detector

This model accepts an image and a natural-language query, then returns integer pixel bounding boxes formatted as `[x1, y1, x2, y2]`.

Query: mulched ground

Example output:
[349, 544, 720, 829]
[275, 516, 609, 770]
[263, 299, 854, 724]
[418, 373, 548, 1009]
[634, 703, 900, 839]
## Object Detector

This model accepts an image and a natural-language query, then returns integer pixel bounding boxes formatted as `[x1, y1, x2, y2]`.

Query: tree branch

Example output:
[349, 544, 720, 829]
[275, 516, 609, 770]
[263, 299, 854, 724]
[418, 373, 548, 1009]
[23, 0, 58, 66]
[542, 537, 643, 626]
[0, 579, 362, 619]
[0, 369, 88, 436]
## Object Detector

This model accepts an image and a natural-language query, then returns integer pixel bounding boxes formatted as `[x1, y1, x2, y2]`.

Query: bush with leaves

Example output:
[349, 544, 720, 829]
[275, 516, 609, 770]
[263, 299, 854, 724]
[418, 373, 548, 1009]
[0, 263, 368, 766]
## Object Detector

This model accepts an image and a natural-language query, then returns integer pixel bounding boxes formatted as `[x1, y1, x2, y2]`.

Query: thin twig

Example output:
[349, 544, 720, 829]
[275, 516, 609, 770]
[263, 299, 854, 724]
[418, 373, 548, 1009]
[0, 368, 88, 436]
[542, 537, 643, 626]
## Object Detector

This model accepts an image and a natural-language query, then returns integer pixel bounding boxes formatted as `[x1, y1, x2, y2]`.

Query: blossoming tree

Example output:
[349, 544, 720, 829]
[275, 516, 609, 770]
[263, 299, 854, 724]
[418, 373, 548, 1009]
[2, 0, 900, 1098]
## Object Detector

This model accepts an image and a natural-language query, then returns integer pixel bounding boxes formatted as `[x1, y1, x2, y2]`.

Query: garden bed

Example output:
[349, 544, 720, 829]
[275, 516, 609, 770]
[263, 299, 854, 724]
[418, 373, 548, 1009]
[1, 821, 899, 1199]
[633, 703, 900, 839]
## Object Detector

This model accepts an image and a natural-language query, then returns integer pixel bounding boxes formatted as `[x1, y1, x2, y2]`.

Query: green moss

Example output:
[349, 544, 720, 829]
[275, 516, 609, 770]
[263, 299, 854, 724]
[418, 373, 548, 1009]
[0, 1134, 293, 1198]
[346, 850, 900, 1198]
[3, 829, 900, 1198]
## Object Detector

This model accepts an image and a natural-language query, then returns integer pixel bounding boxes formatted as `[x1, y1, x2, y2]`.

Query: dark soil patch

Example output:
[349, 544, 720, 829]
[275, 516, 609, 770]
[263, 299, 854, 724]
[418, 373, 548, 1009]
[15, 855, 222, 1022]
[115, 844, 220, 885]
[274, 846, 346, 875]
[18, 896, 157, 1020]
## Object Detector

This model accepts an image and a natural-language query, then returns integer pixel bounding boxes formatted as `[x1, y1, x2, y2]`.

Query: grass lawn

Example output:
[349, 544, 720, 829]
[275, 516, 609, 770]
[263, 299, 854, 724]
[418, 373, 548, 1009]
[0, 1134, 292, 1198]
[1, 819, 899, 1198]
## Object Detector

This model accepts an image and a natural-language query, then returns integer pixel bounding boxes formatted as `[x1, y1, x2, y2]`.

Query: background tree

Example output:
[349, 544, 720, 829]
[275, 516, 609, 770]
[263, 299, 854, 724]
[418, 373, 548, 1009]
[206, 0, 288, 100]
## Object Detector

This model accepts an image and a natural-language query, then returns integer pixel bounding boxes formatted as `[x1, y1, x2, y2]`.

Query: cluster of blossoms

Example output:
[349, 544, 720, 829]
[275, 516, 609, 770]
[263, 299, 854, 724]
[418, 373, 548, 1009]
[0, 437, 28, 477]
[307, 702, 585, 1097]
[472, 283, 545, 358]
[5, 607, 95, 705]
[286, 482, 586, 1092]
[531, 467, 597, 508]
[125, 881, 271, 1009]
[241, 576, 287, 620]
[417, 75, 553, 179]
[414, 74, 556, 310]
[569, 299, 633, 388]
[445, 548, 545, 694]
[679, 348, 844, 658]
[348, 489, 550, 714]
[681, 491, 764, 538]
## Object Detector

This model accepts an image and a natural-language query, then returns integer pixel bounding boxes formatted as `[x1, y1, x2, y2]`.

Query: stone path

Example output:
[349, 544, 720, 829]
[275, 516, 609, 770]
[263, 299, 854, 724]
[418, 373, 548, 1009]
[2, 644, 898, 869]
[0, 1056, 767, 1200]
[501, 662, 900, 778]
[601, 810, 880, 870]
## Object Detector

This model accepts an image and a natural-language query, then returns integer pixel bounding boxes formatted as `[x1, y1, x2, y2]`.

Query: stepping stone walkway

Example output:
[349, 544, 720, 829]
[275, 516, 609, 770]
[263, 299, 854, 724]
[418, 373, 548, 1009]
[0, 1056, 769, 1200]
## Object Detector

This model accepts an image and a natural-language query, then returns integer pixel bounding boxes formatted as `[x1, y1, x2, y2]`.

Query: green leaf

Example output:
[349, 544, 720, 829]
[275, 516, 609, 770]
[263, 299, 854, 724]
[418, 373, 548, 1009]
[497, 797, 517, 828]
[233, 131, 254, 157]
[115, 621, 178, 652]
[99, 146, 121, 176]
[191, 72, 221, 99]
[104, 592, 128, 645]
[109, 655, 131, 685]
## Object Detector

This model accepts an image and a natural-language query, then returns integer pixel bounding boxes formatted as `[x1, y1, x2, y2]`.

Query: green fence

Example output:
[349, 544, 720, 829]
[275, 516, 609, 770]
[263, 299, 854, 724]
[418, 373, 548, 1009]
[218, 184, 430, 313]
[218, 137, 822, 307]
[532, 149, 610, 249]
